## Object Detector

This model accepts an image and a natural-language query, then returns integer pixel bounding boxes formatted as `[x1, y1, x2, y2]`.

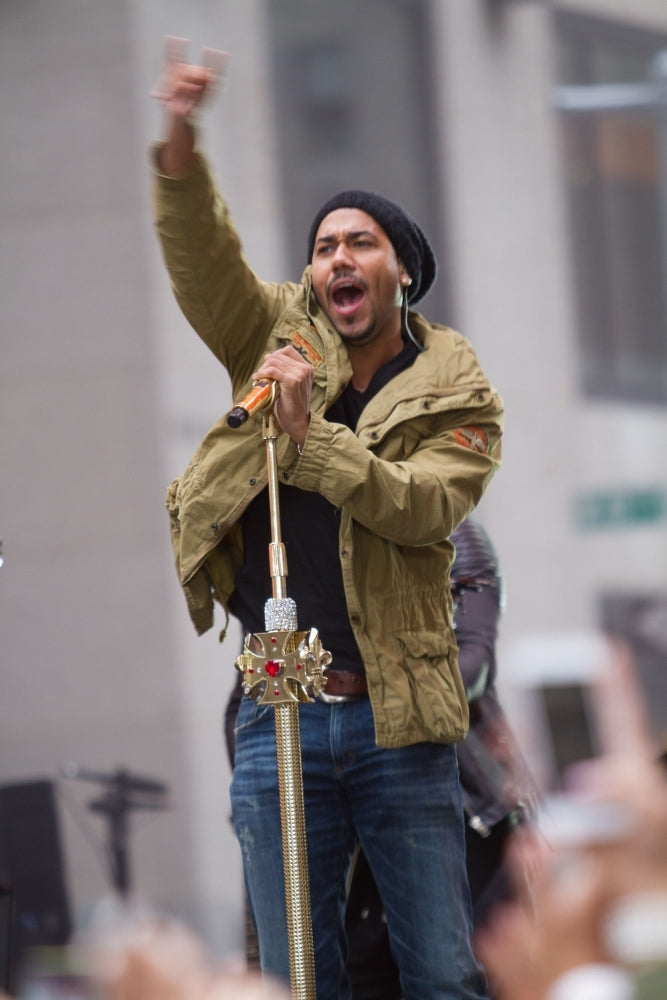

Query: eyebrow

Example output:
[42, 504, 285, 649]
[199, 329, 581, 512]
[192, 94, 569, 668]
[315, 228, 377, 248]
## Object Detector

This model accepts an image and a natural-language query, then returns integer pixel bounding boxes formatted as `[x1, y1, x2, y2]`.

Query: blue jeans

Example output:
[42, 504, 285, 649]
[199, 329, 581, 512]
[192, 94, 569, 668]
[230, 696, 488, 1000]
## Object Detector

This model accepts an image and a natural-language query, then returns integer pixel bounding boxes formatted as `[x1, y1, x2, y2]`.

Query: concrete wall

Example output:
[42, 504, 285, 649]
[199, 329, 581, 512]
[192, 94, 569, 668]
[559, 0, 667, 33]
[0, 0, 199, 930]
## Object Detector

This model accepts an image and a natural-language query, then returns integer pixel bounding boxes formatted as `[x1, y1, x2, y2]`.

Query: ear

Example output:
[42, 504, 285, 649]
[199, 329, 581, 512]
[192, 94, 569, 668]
[398, 261, 413, 287]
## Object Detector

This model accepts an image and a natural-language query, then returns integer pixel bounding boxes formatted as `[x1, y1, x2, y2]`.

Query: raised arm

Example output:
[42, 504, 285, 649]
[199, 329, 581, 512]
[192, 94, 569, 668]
[150, 41, 297, 377]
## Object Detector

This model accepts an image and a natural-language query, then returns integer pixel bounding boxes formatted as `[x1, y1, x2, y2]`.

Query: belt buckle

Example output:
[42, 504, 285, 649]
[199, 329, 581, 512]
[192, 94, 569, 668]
[317, 690, 360, 704]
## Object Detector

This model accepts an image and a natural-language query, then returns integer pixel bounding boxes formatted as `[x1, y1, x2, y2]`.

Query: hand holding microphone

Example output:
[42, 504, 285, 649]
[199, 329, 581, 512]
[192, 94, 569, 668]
[226, 347, 313, 450]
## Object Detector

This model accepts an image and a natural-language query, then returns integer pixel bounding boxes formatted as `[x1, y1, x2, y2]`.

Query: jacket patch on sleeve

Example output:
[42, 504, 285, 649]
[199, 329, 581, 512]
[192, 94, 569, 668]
[454, 426, 489, 455]
[291, 331, 324, 368]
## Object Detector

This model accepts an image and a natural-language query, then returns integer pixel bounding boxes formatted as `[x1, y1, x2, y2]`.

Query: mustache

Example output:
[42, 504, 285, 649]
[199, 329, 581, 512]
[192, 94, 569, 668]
[327, 270, 368, 295]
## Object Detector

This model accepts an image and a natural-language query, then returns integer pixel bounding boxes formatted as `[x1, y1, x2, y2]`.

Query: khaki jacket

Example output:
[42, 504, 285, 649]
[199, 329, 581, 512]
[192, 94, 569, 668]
[154, 154, 504, 749]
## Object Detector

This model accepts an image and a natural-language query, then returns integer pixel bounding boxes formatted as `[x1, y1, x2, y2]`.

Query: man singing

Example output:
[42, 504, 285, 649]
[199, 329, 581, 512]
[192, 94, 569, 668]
[152, 41, 502, 1000]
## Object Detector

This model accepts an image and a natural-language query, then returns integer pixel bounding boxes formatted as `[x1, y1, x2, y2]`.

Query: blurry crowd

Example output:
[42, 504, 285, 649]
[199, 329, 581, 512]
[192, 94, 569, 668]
[475, 642, 667, 1000]
[6, 640, 666, 1000]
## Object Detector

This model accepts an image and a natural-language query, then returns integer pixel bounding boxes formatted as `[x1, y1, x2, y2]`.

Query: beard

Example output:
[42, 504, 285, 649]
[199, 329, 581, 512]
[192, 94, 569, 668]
[329, 302, 400, 349]
[334, 315, 379, 346]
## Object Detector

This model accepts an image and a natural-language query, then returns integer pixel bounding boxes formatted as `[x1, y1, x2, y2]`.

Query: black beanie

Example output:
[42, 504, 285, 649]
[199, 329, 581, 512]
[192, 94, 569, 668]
[307, 190, 437, 304]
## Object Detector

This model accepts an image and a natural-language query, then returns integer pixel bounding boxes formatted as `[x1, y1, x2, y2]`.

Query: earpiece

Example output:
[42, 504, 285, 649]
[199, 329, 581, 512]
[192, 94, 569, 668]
[402, 276, 413, 287]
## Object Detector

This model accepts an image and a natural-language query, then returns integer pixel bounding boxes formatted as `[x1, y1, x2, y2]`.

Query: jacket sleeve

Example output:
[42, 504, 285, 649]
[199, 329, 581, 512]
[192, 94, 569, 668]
[152, 148, 299, 384]
[290, 392, 503, 547]
[451, 519, 502, 699]
[454, 585, 500, 700]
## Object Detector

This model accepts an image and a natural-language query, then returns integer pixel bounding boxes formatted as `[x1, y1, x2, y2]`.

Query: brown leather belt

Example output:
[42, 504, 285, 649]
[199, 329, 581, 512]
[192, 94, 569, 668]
[320, 669, 368, 701]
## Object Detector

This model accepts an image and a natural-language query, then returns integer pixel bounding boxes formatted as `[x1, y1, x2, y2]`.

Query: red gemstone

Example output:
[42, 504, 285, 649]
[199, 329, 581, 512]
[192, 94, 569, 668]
[265, 660, 281, 677]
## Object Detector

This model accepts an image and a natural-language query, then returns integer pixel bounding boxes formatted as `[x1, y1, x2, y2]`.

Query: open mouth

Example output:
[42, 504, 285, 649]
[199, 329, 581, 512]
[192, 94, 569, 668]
[330, 279, 365, 317]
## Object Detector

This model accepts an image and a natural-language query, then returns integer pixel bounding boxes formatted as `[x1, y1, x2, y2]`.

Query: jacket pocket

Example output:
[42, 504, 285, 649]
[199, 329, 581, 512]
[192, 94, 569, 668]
[394, 628, 468, 743]
[395, 627, 451, 660]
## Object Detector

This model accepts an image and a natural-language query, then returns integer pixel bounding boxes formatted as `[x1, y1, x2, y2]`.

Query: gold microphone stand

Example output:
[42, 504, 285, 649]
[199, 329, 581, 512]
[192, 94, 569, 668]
[235, 404, 330, 1000]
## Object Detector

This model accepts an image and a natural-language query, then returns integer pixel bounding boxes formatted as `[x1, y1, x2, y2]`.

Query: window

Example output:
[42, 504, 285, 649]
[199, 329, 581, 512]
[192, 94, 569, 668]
[266, 0, 451, 322]
[555, 13, 667, 404]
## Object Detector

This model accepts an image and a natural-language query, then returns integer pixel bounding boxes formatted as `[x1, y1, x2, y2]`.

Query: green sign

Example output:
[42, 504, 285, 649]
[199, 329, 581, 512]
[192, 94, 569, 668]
[575, 487, 666, 530]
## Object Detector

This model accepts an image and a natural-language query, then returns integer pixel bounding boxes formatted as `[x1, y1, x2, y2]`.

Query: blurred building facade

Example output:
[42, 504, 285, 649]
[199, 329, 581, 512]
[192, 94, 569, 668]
[0, 0, 665, 960]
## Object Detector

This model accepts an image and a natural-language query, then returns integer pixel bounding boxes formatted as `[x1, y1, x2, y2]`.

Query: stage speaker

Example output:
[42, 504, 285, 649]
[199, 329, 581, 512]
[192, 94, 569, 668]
[0, 780, 72, 989]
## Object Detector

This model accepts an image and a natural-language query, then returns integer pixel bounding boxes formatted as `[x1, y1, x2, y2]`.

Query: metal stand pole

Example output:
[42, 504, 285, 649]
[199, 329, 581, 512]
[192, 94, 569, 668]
[275, 703, 314, 999]
[236, 411, 329, 1000]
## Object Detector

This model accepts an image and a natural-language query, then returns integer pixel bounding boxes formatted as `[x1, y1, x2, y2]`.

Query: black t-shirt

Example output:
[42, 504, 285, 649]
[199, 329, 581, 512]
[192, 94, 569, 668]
[229, 336, 419, 673]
